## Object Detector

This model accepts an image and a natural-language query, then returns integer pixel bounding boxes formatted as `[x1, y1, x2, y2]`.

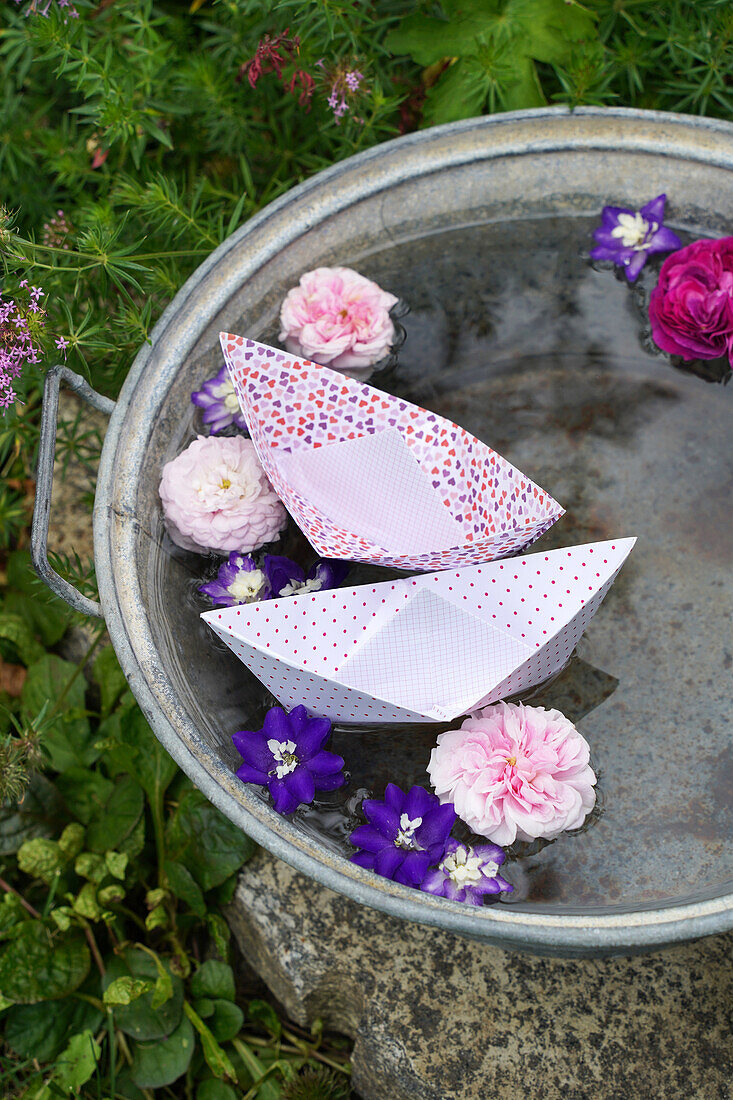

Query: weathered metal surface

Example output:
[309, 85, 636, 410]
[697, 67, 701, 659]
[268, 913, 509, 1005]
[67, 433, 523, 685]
[31, 365, 114, 617]
[40, 107, 732, 955]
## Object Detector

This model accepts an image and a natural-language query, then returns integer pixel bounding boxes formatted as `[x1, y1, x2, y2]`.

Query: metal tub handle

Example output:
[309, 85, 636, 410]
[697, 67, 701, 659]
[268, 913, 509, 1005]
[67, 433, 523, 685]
[31, 365, 115, 618]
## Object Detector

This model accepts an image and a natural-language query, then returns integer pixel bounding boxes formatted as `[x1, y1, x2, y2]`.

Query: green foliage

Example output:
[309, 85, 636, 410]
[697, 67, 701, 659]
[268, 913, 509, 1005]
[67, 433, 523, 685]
[386, 0, 595, 122]
[0, 0, 411, 422]
[3, 999, 102, 1063]
[0, 563, 350, 1095]
[166, 787, 257, 892]
[386, 0, 733, 122]
[0, 921, 90, 1003]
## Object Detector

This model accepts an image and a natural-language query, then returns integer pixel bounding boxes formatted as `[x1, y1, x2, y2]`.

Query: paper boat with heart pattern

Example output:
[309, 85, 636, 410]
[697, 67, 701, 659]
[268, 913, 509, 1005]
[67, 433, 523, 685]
[202, 537, 635, 725]
[220, 334, 565, 571]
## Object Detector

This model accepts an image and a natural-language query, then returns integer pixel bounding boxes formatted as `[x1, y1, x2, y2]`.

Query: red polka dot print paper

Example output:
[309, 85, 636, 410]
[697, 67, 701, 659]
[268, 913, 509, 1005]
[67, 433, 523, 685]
[201, 538, 636, 724]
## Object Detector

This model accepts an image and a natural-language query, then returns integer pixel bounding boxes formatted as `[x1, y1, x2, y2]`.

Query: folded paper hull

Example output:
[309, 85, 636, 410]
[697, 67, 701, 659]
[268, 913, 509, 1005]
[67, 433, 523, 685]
[220, 334, 564, 571]
[202, 538, 635, 725]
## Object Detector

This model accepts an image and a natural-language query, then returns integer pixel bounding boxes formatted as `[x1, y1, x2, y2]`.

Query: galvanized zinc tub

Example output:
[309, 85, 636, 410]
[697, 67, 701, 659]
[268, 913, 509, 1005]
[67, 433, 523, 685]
[33, 108, 733, 956]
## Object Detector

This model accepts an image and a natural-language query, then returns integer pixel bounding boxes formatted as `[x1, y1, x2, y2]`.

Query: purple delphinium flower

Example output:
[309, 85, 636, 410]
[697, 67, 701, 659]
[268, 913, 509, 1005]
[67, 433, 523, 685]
[590, 194, 681, 282]
[263, 554, 350, 598]
[421, 838, 512, 905]
[199, 552, 270, 606]
[233, 705, 345, 814]
[191, 365, 249, 435]
[349, 783, 457, 887]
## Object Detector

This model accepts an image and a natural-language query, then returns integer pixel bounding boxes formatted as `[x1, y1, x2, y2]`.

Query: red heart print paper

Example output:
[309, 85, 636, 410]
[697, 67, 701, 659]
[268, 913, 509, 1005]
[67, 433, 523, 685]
[220, 334, 564, 571]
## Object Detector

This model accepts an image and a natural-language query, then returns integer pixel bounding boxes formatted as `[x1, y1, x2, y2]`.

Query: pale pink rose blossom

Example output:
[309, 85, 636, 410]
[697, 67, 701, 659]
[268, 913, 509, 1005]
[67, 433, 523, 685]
[159, 435, 287, 555]
[279, 266, 399, 380]
[427, 702, 597, 846]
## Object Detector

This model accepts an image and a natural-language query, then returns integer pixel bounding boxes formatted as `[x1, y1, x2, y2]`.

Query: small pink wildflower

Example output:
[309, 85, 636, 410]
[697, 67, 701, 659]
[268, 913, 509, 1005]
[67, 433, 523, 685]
[0, 282, 48, 415]
[55, 336, 69, 358]
[284, 68, 315, 107]
[319, 63, 365, 123]
[42, 210, 73, 250]
[15, 0, 78, 17]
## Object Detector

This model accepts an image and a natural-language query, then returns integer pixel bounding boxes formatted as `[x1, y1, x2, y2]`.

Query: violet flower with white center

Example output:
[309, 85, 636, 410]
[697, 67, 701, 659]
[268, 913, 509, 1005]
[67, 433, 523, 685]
[349, 783, 457, 888]
[198, 552, 271, 606]
[590, 194, 682, 282]
[232, 704, 345, 815]
[421, 838, 512, 905]
[55, 336, 69, 358]
[263, 554, 350, 599]
[191, 365, 249, 435]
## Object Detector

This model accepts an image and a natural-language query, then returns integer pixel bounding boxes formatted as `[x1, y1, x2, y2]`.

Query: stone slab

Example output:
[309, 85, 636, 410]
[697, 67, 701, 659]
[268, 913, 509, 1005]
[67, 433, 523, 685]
[228, 850, 733, 1100]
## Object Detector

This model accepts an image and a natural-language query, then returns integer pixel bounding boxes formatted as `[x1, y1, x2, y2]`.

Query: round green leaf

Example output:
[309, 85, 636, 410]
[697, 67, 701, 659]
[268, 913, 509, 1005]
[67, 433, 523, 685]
[103, 949, 183, 1040]
[3, 998, 103, 1062]
[0, 922, 90, 1003]
[190, 960, 235, 1002]
[16, 837, 64, 884]
[207, 999, 244, 1043]
[103, 976, 154, 1007]
[86, 775, 144, 853]
[54, 1029, 101, 1091]
[130, 1014, 194, 1089]
[166, 789, 255, 891]
[196, 1080, 239, 1100]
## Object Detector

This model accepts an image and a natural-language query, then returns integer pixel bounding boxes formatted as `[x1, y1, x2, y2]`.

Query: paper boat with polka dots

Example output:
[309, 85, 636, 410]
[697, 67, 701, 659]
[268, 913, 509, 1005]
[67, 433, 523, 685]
[220, 334, 565, 571]
[202, 538, 635, 725]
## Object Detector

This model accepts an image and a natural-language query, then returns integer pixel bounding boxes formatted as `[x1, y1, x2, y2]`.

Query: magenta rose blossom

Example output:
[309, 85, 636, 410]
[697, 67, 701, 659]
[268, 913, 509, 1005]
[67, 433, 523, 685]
[159, 435, 287, 555]
[279, 266, 399, 380]
[649, 236, 733, 364]
[427, 702, 597, 847]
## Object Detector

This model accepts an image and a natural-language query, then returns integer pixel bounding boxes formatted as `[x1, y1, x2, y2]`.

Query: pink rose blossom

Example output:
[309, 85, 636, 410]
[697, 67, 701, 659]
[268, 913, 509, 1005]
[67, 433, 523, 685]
[649, 237, 733, 364]
[279, 266, 399, 380]
[427, 702, 596, 846]
[159, 435, 287, 555]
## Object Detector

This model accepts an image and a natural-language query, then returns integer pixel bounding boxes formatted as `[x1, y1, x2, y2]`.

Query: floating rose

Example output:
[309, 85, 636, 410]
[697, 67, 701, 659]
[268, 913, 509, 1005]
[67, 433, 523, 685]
[421, 838, 512, 905]
[649, 236, 733, 365]
[232, 705, 345, 815]
[262, 554, 350, 598]
[199, 552, 270, 606]
[427, 702, 596, 846]
[349, 783, 456, 887]
[590, 194, 681, 282]
[191, 365, 249, 435]
[159, 435, 287, 555]
[279, 266, 399, 380]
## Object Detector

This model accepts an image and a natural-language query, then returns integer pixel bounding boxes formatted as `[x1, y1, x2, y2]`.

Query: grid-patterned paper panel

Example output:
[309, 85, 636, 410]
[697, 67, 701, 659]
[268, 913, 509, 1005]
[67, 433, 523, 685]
[205, 624, 424, 723]
[338, 589, 531, 719]
[277, 429, 464, 556]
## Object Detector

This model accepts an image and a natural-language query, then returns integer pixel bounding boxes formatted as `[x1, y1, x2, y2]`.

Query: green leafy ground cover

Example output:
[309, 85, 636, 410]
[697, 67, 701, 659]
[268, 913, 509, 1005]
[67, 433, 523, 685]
[0, 1, 731, 1096]
[0, 552, 352, 1097]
